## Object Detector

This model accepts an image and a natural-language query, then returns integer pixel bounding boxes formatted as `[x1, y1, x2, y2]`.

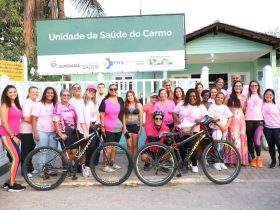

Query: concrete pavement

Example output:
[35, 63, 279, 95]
[16, 150, 280, 187]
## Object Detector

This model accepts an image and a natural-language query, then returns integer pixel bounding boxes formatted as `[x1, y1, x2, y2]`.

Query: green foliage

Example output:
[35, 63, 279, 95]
[0, 0, 25, 61]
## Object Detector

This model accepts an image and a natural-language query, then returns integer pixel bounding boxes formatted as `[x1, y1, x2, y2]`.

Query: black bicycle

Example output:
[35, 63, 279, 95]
[134, 116, 241, 186]
[23, 124, 133, 191]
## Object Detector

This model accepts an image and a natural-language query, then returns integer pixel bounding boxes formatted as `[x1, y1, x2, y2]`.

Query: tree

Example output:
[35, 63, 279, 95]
[24, 0, 105, 80]
[0, 0, 25, 61]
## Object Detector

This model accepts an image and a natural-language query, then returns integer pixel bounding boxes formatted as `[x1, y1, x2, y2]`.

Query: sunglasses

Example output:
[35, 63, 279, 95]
[87, 88, 96, 92]
[154, 117, 163, 121]
[72, 87, 81, 90]
[110, 88, 118, 91]
[62, 94, 70, 97]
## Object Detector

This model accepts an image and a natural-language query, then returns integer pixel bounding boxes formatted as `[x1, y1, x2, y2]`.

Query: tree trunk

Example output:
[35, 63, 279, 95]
[57, 0, 65, 18]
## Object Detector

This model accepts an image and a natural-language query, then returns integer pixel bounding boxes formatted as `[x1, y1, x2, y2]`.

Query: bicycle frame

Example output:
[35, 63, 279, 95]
[170, 125, 212, 163]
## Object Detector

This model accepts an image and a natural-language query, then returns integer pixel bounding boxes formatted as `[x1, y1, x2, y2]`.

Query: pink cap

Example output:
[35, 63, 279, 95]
[87, 84, 97, 90]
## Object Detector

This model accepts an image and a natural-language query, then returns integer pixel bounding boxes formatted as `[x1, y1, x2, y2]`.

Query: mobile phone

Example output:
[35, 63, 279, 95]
[124, 131, 130, 139]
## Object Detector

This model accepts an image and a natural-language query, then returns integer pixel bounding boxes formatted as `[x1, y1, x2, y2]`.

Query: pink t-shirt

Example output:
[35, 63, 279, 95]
[53, 102, 76, 133]
[262, 102, 280, 128]
[208, 98, 215, 105]
[173, 104, 208, 132]
[32, 102, 55, 132]
[0, 106, 23, 136]
[153, 100, 175, 125]
[220, 89, 227, 95]
[245, 94, 263, 121]
[70, 97, 84, 133]
[20, 98, 36, 134]
[143, 103, 154, 125]
[208, 104, 233, 129]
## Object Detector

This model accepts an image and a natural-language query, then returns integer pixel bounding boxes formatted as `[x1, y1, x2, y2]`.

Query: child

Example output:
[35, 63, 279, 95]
[208, 92, 233, 170]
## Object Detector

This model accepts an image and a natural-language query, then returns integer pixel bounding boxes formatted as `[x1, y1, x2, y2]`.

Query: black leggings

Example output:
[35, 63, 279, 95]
[179, 134, 198, 166]
[263, 127, 280, 162]
[246, 121, 262, 159]
[19, 133, 36, 173]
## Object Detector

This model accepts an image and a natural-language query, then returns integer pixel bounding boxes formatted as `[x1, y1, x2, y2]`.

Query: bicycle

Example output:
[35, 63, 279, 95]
[22, 124, 133, 191]
[134, 115, 241, 186]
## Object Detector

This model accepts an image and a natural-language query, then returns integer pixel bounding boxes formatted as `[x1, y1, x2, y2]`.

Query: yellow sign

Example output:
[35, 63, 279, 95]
[0, 60, 24, 81]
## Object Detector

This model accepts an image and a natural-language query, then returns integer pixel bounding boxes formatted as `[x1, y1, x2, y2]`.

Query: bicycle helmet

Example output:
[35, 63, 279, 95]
[153, 110, 164, 118]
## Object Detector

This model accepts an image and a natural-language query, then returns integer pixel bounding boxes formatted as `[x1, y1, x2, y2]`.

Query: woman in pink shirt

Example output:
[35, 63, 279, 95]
[32, 87, 58, 148]
[153, 88, 175, 131]
[262, 89, 280, 168]
[0, 85, 25, 191]
[77, 84, 100, 177]
[143, 92, 158, 128]
[19, 86, 38, 178]
[208, 87, 218, 105]
[53, 89, 78, 162]
[173, 89, 208, 173]
[245, 80, 264, 168]
[215, 78, 227, 95]
[173, 87, 185, 106]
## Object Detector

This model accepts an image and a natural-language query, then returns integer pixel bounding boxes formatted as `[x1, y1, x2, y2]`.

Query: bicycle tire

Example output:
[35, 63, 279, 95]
[89, 142, 133, 186]
[134, 142, 177, 186]
[22, 146, 68, 191]
[202, 141, 241, 184]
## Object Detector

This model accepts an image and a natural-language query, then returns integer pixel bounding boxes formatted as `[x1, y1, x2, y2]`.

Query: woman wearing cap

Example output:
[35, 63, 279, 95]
[99, 84, 124, 172]
[143, 92, 158, 129]
[123, 90, 143, 157]
[76, 84, 100, 177]
[153, 88, 176, 131]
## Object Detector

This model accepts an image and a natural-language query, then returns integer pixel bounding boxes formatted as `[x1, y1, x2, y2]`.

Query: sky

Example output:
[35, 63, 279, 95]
[66, 0, 280, 34]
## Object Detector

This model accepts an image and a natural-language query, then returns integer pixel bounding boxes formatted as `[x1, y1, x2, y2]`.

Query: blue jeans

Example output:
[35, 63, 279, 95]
[35, 131, 57, 171]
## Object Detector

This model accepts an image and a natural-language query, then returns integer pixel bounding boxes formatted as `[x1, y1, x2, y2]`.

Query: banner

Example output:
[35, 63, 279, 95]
[37, 14, 186, 75]
[0, 60, 24, 81]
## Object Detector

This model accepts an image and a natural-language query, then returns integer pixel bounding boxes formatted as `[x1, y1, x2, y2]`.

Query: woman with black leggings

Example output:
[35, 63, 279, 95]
[245, 80, 263, 168]
[262, 89, 280, 168]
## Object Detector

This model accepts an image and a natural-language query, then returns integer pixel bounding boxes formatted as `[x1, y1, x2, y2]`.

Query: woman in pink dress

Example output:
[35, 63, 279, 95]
[226, 81, 248, 165]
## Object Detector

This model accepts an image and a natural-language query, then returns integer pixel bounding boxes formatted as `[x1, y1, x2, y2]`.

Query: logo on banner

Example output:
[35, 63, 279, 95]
[100, 58, 124, 69]
[147, 56, 173, 66]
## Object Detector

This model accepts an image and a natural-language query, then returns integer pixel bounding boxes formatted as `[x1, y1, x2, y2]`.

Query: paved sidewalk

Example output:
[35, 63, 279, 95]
[16, 150, 280, 187]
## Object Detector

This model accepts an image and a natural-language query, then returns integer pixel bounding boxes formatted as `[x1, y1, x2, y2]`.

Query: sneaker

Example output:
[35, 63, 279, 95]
[143, 163, 151, 171]
[81, 164, 89, 177]
[219, 163, 228, 170]
[256, 158, 263, 168]
[102, 166, 115, 173]
[7, 183, 26, 192]
[269, 161, 276, 169]
[251, 158, 257, 167]
[112, 163, 122, 170]
[213, 163, 222, 170]
[85, 166, 93, 177]
[191, 165, 199, 173]
[2, 183, 9, 190]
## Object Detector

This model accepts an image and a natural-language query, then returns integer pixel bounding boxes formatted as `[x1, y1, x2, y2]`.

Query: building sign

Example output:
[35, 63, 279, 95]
[0, 60, 24, 81]
[37, 14, 186, 75]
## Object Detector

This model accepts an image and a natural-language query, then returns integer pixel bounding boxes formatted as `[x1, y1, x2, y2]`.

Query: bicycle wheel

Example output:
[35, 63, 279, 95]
[89, 142, 133, 186]
[134, 142, 177, 186]
[202, 141, 241, 184]
[22, 146, 68, 191]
